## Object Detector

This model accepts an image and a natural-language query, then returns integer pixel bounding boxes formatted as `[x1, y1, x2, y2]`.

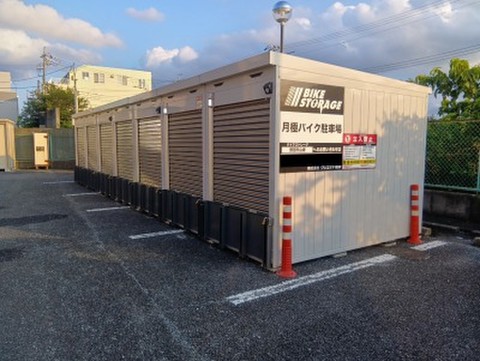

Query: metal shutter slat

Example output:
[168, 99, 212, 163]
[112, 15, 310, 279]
[168, 110, 203, 197]
[116, 121, 133, 181]
[76, 127, 86, 168]
[87, 126, 98, 171]
[213, 99, 270, 213]
[100, 124, 113, 175]
[138, 118, 161, 187]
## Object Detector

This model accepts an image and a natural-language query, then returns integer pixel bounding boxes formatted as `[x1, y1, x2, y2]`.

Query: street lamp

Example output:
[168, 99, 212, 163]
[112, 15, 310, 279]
[272, 1, 293, 53]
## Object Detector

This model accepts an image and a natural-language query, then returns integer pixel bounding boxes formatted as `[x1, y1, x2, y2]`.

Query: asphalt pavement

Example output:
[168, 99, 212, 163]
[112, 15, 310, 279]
[1, 170, 479, 361]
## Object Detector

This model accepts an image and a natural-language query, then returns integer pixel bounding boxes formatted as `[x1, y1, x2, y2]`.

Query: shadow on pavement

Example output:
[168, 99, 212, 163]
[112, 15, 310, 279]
[0, 214, 68, 227]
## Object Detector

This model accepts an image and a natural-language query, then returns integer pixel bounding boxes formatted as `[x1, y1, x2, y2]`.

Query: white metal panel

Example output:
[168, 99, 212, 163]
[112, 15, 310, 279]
[116, 108, 132, 122]
[278, 86, 429, 265]
[136, 101, 160, 119]
[0, 124, 6, 170]
[33, 133, 49, 168]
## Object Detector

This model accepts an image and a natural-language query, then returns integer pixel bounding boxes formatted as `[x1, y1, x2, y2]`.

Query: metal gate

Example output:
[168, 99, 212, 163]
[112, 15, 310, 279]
[138, 117, 162, 187]
[87, 126, 98, 171]
[213, 99, 270, 213]
[76, 127, 86, 168]
[168, 110, 203, 196]
[100, 124, 113, 175]
[116, 120, 133, 181]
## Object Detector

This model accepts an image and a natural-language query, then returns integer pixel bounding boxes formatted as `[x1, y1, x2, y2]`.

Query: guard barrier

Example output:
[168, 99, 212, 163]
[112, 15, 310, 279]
[74, 166, 269, 265]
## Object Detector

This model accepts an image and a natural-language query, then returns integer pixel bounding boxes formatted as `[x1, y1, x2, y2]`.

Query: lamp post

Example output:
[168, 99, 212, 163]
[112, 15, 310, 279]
[272, 1, 293, 53]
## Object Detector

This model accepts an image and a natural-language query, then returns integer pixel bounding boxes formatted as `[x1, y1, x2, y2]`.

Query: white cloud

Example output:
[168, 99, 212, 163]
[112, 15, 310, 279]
[126, 7, 165, 22]
[178, 46, 199, 63]
[0, 28, 101, 69]
[0, 0, 122, 48]
[0, 28, 47, 65]
[145, 46, 198, 68]
[294, 17, 312, 30]
[435, 3, 454, 23]
[144, 0, 479, 118]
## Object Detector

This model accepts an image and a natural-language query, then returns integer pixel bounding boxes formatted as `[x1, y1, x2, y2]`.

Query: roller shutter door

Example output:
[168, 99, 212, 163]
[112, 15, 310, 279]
[116, 120, 134, 181]
[100, 124, 113, 175]
[87, 126, 98, 171]
[213, 99, 270, 213]
[138, 117, 162, 187]
[168, 110, 202, 196]
[76, 127, 86, 168]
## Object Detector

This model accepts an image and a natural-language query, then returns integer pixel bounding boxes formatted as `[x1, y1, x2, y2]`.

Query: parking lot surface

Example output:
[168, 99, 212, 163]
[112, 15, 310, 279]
[1, 170, 479, 361]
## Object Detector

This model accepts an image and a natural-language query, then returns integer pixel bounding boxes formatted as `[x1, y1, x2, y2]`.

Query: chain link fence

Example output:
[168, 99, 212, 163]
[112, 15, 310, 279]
[425, 120, 480, 193]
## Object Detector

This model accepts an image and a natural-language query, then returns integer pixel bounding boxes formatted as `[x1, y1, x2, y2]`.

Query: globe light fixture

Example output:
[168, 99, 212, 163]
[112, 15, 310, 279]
[272, 1, 293, 53]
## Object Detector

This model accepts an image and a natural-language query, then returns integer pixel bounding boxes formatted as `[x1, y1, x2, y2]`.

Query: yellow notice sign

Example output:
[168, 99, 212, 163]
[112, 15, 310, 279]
[343, 144, 376, 169]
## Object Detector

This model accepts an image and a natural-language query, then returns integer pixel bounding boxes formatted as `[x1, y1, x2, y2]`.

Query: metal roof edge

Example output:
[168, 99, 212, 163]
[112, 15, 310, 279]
[74, 52, 274, 118]
[74, 52, 432, 119]
[270, 52, 432, 95]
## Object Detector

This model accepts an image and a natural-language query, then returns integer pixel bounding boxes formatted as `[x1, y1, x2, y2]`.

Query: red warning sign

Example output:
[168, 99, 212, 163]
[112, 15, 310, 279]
[343, 134, 377, 145]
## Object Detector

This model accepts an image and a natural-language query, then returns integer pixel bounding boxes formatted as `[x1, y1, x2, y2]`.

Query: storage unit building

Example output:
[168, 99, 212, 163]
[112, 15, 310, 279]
[0, 119, 15, 171]
[74, 52, 430, 269]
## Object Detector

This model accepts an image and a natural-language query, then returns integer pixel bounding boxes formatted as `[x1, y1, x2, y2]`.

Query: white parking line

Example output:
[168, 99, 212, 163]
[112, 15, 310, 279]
[227, 254, 397, 306]
[86, 206, 130, 213]
[43, 180, 75, 184]
[412, 240, 447, 251]
[129, 230, 184, 240]
[64, 192, 101, 197]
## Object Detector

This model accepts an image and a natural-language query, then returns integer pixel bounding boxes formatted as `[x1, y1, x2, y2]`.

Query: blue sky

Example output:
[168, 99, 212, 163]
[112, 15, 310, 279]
[1, 0, 479, 112]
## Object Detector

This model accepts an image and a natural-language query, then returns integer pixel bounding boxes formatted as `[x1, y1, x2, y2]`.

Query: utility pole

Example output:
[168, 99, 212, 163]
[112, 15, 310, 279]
[73, 64, 79, 114]
[40, 47, 54, 94]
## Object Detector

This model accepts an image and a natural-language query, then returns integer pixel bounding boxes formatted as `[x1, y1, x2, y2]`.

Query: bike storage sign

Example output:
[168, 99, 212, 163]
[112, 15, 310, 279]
[279, 80, 345, 172]
[279, 80, 379, 173]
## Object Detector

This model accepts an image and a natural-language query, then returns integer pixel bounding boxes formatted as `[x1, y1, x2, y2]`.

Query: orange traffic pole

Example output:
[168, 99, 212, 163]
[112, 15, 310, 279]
[408, 184, 422, 245]
[277, 196, 297, 278]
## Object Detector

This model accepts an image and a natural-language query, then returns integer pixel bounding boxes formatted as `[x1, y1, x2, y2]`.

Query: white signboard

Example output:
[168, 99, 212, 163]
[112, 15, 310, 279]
[279, 80, 345, 172]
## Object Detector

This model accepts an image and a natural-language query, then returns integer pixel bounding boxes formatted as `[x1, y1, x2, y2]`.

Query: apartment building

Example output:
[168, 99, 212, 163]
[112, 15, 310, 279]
[60, 65, 152, 109]
[0, 71, 19, 121]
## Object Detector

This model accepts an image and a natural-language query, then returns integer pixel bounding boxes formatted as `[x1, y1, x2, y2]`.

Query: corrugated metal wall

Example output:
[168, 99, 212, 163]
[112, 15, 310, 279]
[138, 117, 162, 187]
[116, 120, 133, 181]
[100, 124, 113, 175]
[87, 126, 98, 171]
[279, 90, 428, 264]
[168, 110, 202, 196]
[76, 127, 86, 168]
[0, 122, 13, 171]
[213, 99, 270, 213]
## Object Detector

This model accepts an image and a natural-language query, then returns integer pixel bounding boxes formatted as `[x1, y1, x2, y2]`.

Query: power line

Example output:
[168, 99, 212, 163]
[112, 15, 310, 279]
[288, 0, 478, 55]
[289, 0, 465, 48]
[360, 43, 480, 73]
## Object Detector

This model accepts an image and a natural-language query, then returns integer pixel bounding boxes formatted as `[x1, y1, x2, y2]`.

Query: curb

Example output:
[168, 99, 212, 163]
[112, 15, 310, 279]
[423, 221, 460, 232]
[424, 222, 480, 247]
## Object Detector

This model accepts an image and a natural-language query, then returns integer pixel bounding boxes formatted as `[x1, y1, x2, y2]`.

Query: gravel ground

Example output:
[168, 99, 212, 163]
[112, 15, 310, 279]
[1, 170, 479, 361]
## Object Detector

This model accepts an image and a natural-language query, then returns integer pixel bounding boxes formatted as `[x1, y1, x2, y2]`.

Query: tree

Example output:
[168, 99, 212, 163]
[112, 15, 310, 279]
[17, 93, 46, 128]
[18, 84, 89, 128]
[414, 58, 480, 120]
